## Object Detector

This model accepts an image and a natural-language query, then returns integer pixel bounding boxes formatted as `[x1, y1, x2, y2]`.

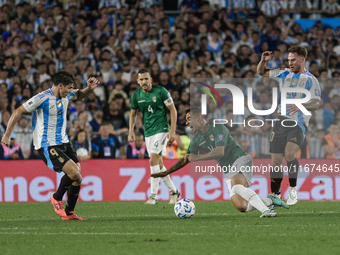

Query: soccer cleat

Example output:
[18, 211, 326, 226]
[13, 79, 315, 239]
[287, 186, 298, 206]
[61, 211, 86, 221]
[268, 194, 289, 209]
[269, 192, 283, 200]
[260, 210, 277, 218]
[50, 195, 66, 217]
[145, 196, 158, 205]
[169, 190, 181, 204]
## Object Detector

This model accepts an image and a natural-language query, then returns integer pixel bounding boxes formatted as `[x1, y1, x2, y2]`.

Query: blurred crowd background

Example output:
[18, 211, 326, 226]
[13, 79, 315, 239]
[1, 0, 340, 161]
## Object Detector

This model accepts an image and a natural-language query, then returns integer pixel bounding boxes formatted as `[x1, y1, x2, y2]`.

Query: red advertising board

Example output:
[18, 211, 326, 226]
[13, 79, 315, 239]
[1, 159, 340, 202]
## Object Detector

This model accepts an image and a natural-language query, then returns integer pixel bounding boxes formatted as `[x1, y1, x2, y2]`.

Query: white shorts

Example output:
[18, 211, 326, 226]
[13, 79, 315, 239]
[145, 132, 168, 157]
[225, 154, 253, 198]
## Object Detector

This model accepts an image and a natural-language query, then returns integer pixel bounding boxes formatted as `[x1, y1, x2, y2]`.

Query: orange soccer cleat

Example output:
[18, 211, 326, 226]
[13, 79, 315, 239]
[50, 195, 66, 217]
[61, 211, 87, 221]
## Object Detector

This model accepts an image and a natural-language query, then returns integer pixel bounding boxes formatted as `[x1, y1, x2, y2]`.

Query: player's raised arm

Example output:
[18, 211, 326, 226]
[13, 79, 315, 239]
[150, 154, 191, 177]
[1, 105, 28, 147]
[167, 103, 177, 143]
[128, 109, 137, 142]
[257, 51, 273, 77]
[76, 77, 100, 101]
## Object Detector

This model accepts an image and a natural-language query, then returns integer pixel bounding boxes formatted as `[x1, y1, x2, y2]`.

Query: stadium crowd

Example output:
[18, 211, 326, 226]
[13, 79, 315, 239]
[1, 0, 340, 160]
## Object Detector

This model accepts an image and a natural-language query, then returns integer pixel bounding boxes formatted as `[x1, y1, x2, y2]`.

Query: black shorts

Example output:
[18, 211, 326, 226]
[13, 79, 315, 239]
[269, 116, 305, 154]
[38, 143, 79, 172]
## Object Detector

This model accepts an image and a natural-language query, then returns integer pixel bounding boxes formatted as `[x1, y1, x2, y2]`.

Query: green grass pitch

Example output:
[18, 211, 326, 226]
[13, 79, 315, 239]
[0, 201, 339, 255]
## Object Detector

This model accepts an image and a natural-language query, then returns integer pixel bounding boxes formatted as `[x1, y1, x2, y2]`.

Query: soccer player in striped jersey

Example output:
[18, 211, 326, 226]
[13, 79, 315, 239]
[257, 46, 321, 205]
[1, 71, 100, 220]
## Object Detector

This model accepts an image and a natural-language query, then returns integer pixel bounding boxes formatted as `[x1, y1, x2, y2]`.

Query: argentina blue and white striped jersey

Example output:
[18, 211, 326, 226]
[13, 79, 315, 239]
[22, 88, 79, 150]
[269, 68, 321, 134]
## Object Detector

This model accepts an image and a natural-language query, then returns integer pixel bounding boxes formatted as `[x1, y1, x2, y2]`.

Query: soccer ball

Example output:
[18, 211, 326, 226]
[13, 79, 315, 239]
[174, 199, 195, 219]
[76, 148, 88, 157]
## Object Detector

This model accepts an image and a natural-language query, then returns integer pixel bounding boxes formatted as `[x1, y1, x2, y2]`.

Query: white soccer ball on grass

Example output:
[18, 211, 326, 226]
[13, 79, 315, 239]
[174, 199, 196, 219]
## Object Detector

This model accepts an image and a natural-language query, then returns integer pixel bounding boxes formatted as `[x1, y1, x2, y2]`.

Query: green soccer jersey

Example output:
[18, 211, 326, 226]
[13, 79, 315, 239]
[187, 124, 246, 171]
[130, 85, 173, 137]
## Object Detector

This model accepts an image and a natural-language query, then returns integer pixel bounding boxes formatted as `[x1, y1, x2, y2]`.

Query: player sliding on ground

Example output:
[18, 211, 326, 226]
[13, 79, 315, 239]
[151, 107, 289, 218]
[1, 71, 100, 220]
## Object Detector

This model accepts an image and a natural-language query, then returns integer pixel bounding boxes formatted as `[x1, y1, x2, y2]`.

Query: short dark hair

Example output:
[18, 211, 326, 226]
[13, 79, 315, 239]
[137, 68, 149, 75]
[187, 106, 201, 116]
[288, 45, 308, 58]
[52, 71, 75, 86]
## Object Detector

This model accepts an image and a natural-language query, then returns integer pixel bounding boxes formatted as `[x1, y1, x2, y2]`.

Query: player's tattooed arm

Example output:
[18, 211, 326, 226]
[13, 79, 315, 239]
[303, 98, 321, 111]
[287, 99, 320, 114]
[150, 154, 190, 177]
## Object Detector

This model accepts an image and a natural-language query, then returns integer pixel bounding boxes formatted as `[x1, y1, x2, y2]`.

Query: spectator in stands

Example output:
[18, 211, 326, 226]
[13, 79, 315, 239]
[91, 122, 126, 159]
[322, 120, 340, 158]
[126, 132, 149, 159]
[72, 129, 91, 162]
[322, 0, 340, 17]
[0, 132, 24, 160]
[12, 114, 32, 159]
[308, 130, 325, 158]
[1, 110, 10, 131]
[176, 128, 191, 159]
[89, 107, 104, 132]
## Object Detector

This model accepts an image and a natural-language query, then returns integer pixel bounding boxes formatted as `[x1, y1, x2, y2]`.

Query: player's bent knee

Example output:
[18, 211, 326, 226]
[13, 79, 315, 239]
[231, 195, 247, 213]
[237, 205, 247, 213]
[285, 151, 296, 162]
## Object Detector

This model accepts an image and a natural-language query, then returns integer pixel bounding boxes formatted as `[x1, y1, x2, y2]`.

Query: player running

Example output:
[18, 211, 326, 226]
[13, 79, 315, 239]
[152, 107, 289, 218]
[257, 46, 321, 205]
[128, 69, 180, 204]
[1, 71, 100, 220]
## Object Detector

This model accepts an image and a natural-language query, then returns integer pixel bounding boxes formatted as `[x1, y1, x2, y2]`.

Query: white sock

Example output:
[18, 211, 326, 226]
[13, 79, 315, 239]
[246, 198, 272, 212]
[160, 166, 176, 193]
[150, 165, 161, 198]
[231, 184, 269, 213]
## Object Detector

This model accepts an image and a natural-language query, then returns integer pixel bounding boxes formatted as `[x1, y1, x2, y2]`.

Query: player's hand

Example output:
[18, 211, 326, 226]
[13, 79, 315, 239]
[184, 153, 191, 163]
[87, 77, 100, 90]
[128, 132, 136, 142]
[190, 153, 199, 162]
[261, 51, 273, 62]
[287, 104, 300, 115]
[167, 131, 176, 144]
[1, 135, 10, 147]
[151, 171, 168, 178]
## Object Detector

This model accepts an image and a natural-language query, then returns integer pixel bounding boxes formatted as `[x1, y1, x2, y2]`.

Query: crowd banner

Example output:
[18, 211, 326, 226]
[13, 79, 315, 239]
[0, 159, 340, 202]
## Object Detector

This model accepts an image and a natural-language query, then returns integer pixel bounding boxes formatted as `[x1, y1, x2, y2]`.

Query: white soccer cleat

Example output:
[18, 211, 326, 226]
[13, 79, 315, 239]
[260, 210, 277, 218]
[287, 186, 298, 206]
[169, 191, 180, 204]
[145, 196, 158, 205]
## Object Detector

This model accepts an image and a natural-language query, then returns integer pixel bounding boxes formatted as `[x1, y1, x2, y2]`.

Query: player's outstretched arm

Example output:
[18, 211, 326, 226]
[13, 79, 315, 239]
[150, 154, 190, 177]
[77, 77, 100, 101]
[1, 105, 28, 147]
[257, 51, 273, 77]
